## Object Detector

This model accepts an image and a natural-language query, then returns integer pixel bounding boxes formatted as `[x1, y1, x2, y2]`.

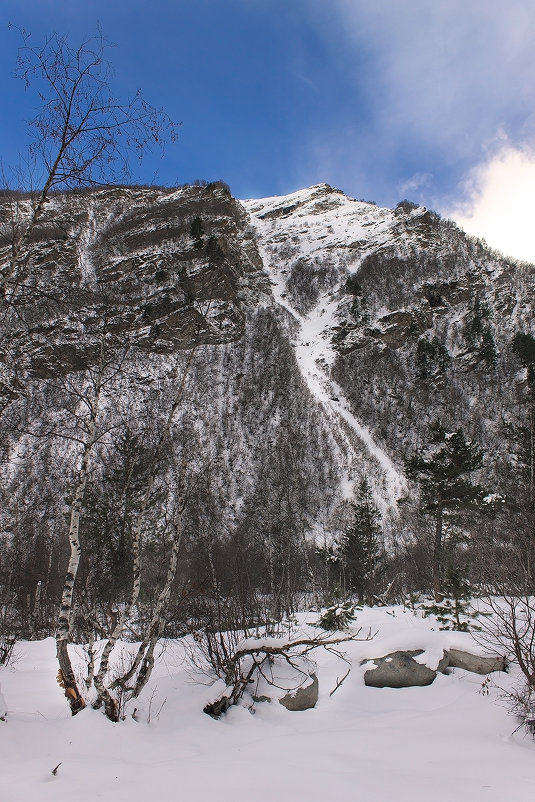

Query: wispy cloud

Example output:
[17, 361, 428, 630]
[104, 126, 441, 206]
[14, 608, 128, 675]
[337, 1, 535, 146]
[397, 173, 433, 201]
[301, 0, 535, 207]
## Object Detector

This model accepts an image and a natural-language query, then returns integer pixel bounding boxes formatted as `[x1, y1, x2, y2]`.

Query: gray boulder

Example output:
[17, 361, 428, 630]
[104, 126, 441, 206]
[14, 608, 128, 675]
[447, 648, 505, 674]
[279, 673, 319, 711]
[363, 650, 437, 688]
[436, 650, 450, 674]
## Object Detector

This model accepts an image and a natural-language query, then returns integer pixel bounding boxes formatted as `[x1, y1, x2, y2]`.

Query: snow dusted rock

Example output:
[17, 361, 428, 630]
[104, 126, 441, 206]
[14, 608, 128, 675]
[362, 646, 504, 687]
[2, 184, 269, 379]
[446, 649, 505, 675]
[363, 650, 437, 688]
[278, 673, 319, 711]
[436, 650, 450, 674]
[250, 656, 319, 711]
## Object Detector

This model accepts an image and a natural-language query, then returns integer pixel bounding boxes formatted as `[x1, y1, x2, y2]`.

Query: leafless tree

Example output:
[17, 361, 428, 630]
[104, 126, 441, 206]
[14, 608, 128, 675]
[56, 341, 129, 714]
[87, 348, 199, 721]
[1, 25, 177, 301]
[0, 26, 178, 428]
[475, 521, 535, 730]
[200, 630, 370, 718]
[0, 26, 177, 713]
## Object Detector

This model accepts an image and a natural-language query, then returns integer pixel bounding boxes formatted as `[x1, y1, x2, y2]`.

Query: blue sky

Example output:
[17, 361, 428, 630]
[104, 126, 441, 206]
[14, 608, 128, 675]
[1, 0, 535, 260]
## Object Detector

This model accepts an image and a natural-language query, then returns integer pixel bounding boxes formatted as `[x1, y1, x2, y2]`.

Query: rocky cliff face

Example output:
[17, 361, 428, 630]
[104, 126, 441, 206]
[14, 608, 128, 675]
[1, 182, 534, 607]
[0, 183, 268, 378]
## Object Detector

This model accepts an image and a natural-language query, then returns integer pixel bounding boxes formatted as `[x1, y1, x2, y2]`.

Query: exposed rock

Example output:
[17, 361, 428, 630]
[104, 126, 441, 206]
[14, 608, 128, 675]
[363, 647, 504, 688]
[363, 650, 437, 688]
[203, 696, 230, 719]
[371, 305, 433, 349]
[416, 279, 471, 307]
[251, 694, 272, 704]
[1, 184, 269, 380]
[436, 650, 450, 674]
[279, 673, 319, 711]
[250, 655, 319, 711]
[447, 649, 505, 674]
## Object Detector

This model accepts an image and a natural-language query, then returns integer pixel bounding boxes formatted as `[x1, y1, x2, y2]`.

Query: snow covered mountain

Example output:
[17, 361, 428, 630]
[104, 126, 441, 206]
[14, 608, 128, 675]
[243, 184, 534, 518]
[1, 181, 534, 626]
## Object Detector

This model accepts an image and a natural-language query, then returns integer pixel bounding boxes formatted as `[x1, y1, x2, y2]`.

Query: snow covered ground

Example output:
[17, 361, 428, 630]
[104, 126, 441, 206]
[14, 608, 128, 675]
[1, 605, 534, 802]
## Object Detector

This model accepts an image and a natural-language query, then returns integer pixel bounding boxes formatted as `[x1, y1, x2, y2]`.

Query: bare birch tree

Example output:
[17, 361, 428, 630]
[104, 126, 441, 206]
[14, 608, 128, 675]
[0, 27, 177, 713]
[2, 26, 177, 302]
[89, 349, 198, 721]
[0, 27, 177, 425]
[55, 342, 127, 713]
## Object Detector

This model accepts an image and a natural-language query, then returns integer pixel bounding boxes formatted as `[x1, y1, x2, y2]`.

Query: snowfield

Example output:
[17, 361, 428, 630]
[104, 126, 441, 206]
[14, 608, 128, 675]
[1, 605, 534, 802]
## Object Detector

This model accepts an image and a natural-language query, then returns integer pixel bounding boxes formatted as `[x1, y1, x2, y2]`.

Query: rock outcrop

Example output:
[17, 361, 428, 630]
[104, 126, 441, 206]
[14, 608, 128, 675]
[1, 183, 269, 380]
[447, 649, 505, 674]
[363, 646, 505, 688]
[279, 673, 319, 711]
[363, 650, 438, 688]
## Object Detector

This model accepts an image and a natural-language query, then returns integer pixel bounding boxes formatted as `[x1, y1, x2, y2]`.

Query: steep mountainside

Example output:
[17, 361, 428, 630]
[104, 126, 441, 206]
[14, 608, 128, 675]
[1, 181, 534, 627]
[244, 185, 534, 515]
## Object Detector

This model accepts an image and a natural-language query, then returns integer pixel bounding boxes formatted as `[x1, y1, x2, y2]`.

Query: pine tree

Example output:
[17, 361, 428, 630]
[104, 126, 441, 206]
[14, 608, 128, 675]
[190, 216, 204, 249]
[420, 565, 486, 631]
[512, 331, 535, 505]
[80, 426, 149, 610]
[479, 327, 497, 368]
[406, 423, 489, 601]
[340, 479, 383, 603]
[464, 296, 497, 368]
[415, 336, 450, 381]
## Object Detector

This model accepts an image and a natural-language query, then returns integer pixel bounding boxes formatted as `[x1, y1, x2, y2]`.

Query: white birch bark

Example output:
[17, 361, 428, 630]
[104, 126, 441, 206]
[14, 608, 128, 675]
[115, 459, 187, 699]
[93, 352, 195, 720]
[55, 366, 103, 714]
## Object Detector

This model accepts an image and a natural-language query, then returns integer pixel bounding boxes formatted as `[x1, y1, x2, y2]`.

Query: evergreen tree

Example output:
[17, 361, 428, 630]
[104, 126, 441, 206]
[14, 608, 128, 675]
[512, 331, 535, 504]
[479, 326, 497, 368]
[340, 479, 383, 603]
[415, 336, 450, 381]
[464, 296, 497, 368]
[79, 426, 153, 612]
[406, 423, 489, 601]
[512, 332, 535, 385]
[420, 565, 487, 631]
[190, 216, 204, 249]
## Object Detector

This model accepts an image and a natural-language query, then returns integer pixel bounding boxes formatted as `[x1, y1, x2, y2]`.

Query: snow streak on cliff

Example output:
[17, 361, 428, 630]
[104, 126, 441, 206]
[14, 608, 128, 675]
[244, 186, 409, 517]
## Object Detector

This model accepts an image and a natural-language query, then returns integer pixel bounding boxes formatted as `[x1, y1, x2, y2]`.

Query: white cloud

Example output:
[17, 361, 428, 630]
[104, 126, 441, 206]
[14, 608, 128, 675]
[446, 145, 535, 264]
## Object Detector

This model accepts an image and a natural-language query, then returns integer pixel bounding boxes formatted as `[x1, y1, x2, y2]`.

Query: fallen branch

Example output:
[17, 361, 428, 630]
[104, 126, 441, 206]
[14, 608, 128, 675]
[203, 630, 370, 718]
[329, 665, 351, 697]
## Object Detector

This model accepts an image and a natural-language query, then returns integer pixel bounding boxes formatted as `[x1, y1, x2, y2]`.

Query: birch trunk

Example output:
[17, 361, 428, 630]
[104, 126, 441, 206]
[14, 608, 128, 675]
[93, 354, 194, 720]
[55, 367, 102, 715]
[55, 407, 99, 714]
[123, 495, 185, 700]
